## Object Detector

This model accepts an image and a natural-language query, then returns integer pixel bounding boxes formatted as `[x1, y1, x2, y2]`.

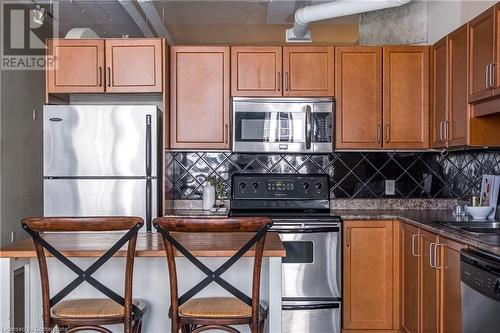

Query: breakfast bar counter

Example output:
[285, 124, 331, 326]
[0, 232, 285, 332]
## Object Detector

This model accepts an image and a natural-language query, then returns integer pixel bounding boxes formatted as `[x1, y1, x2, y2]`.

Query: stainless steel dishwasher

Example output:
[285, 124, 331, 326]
[461, 249, 500, 333]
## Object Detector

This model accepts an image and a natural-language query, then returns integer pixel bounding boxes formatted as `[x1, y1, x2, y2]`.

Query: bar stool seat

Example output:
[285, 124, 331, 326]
[52, 298, 147, 319]
[179, 297, 252, 318]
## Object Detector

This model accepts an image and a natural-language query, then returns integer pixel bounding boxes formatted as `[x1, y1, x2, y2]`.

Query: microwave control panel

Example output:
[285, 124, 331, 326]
[232, 174, 329, 200]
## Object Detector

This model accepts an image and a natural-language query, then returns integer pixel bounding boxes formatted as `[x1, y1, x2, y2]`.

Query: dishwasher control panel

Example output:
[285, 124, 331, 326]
[461, 250, 500, 301]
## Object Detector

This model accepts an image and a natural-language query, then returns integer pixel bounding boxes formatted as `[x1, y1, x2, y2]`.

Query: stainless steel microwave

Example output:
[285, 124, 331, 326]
[232, 97, 334, 153]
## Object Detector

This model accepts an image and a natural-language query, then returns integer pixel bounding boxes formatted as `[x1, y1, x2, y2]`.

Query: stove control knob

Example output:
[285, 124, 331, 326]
[315, 182, 322, 190]
[495, 278, 500, 295]
[239, 182, 247, 190]
[252, 182, 259, 189]
[303, 182, 310, 189]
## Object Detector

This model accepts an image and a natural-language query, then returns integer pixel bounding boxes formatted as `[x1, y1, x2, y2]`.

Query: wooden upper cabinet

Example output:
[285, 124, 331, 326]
[420, 229, 440, 333]
[401, 223, 420, 333]
[440, 237, 465, 333]
[431, 38, 448, 148]
[231, 46, 282, 96]
[383, 46, 429, 149]
[448, 24, 469, 147]
[343, 220, 396, 330]
[283, 46, 334, 97]
[47, 39, 105, 93]
[468, 6, 495, 103]
[335, 47, 383, 149]
[170, 46, 230, 149]
[105, 39, 162, 93]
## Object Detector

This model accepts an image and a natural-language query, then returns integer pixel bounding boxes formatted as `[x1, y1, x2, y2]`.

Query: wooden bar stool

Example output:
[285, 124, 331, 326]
[153, 217, 273, 333]
[22, 217, 146, 333]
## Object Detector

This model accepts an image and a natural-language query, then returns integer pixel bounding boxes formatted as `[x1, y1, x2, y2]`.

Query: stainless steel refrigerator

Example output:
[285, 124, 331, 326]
[43, 105, 160, 232]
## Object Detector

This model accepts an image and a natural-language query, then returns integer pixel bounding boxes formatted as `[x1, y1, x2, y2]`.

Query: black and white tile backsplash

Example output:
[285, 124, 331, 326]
[165, 150, 500, 201]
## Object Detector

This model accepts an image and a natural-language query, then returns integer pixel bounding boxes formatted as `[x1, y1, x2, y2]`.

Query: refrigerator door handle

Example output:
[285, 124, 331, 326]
[146, 115, 152, 176]
[145, 114, 152, 232]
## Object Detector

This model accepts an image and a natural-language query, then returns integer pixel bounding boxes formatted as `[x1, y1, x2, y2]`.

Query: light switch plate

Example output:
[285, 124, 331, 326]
[385, 180, 395, 195]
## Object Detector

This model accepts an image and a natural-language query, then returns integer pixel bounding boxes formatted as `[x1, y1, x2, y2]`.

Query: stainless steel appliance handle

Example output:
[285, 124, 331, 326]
[145, 115, 152, 232]
[411, 233, 419, 257]
[282, 303, 340, 311]
[305, 105, 312, 150]
[272, 225, 340, 233]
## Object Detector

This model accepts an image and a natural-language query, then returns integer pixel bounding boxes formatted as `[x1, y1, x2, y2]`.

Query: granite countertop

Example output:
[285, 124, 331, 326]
[165, 207, 500, 256]
[335, 209, 500, 256]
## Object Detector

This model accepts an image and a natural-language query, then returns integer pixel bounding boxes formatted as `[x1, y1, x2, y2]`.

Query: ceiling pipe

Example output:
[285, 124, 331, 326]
[137, 0, 173, 44]
[118, 0, 154, 38]
[286, 0, 412, 42]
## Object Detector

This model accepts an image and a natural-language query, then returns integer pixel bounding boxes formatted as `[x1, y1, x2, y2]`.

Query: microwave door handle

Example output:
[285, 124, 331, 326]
[305, 105, 312, 150]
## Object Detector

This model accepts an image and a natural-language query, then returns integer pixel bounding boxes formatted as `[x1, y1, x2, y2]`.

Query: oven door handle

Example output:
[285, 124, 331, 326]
[282, 303, 340, 311]
[273, 226, 340, 233]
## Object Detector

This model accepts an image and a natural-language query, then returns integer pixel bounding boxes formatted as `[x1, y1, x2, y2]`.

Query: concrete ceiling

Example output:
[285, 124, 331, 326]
[55, 0, 359, 44]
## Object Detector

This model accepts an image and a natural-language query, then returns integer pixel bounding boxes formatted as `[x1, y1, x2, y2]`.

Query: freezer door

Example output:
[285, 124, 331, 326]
[44, 179, 157, 232]
[44, 105, 158, 177]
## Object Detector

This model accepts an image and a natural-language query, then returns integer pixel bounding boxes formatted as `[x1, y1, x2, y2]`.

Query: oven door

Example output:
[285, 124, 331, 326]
[282, 300, 341, 333]
[273, 222, 341, 298]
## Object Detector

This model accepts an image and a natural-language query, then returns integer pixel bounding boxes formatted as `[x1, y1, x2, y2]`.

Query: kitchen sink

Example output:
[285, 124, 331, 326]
[433, 221, 500, 234]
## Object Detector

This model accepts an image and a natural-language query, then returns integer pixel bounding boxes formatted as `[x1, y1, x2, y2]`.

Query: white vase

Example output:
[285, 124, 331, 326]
[202, 184, 216, 210]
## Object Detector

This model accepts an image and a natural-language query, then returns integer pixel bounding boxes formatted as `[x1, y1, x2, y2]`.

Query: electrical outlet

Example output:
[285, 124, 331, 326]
[10, 232, 16, 243]
[385, 180, 395, 196]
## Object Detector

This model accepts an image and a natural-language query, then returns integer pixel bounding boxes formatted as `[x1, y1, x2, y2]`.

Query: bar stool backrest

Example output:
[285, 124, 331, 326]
[22, 216, 144, 328]
[153, 217, 272, 331]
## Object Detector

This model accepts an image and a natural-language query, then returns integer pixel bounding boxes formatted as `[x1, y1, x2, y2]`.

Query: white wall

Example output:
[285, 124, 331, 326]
[428, 0, 497, 43]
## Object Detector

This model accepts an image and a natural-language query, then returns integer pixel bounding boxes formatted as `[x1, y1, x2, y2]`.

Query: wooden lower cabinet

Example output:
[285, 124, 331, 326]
[400, 223, 465, 333]
[420, 230, 440, 333]
[343, 220, 399, 331]
[401, 223, 420, 333]
[439, 238, 465, 333]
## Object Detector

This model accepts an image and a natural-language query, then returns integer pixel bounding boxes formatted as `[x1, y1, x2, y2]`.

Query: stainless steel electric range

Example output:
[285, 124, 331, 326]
[230, 173, 342, 333]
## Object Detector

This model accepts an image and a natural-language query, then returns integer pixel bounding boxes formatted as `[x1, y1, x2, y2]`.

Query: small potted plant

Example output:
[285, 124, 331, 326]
[205, 175, 225, 210]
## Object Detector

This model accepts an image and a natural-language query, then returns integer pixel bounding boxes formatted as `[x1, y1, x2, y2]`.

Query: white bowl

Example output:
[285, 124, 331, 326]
[465, 206, 494, 220]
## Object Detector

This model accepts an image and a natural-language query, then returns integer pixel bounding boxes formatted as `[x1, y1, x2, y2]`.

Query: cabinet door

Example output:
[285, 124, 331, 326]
[431, 38, 448, 148]
[420, 230, 439, 333]
[401, 223, 420, 333]
[170, 46, 230, 149]
[283, 46, 334, 97]
[439, 238, 465, 333]
[383, 46, 429, 149]
[469, 6, 495, 102]
[335, 47, 382, 149]
[231, 46, 282, 96]
[448, 24, 469, 147]
[343, 220, 394, 330]
[46, 39, 105, 93]
[105, 39, 162, 93]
